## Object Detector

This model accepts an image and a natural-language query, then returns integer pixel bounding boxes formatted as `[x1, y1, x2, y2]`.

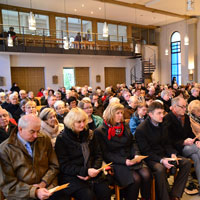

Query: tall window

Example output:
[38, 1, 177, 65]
[171, 32, 181, 85]
[55, 17, 67, 38]
[97, 22, 127, 42]
[68, 17, 81, 39]
[2, 9, 19, 33]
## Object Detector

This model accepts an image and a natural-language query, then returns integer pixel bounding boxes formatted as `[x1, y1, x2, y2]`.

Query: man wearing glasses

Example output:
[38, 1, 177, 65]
[164, 96, 200, 194]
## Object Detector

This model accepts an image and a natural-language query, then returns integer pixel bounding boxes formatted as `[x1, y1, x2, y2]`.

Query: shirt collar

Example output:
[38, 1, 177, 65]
[17, 132, 28, 147]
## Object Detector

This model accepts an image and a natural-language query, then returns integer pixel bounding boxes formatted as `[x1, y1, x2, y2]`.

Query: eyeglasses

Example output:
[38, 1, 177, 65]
[177, 105, 187, 109]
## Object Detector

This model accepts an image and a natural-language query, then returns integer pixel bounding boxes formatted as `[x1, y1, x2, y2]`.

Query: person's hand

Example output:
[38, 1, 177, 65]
[77, 175, 90, 181]
[196, 141, 200, 148]
[183, 138, 195, 146]
[171, 154, 179, 165]
[36, 188, 52, 200]
[161, 158, 174, 169]
[33, 181, 46, 188]
[94, 102, 99, 107]
[88, 168, 100, 178]
[125, 157, 140, 166]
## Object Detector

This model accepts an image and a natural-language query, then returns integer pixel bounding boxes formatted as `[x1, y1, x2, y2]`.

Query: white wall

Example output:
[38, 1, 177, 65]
[0, 54, 12, 91]
[0, 53, 138, 91]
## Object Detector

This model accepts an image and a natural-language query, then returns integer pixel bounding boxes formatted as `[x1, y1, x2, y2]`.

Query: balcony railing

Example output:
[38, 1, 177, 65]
[0, 24, 142, 56]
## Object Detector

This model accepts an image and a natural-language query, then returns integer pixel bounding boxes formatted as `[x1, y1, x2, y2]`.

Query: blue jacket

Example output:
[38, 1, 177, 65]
[129, 112, 146, 135]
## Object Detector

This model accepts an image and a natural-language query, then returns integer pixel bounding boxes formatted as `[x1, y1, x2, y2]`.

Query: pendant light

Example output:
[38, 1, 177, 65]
[63, 0, 69, 49]
[7, 34, 13, 47]
[29, 0, 36, 30]
[103, 1, 108, 37]
[6, 1, 13, 47]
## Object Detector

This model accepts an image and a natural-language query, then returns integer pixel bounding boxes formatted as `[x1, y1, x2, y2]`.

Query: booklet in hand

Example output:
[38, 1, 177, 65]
[48, 183, 70, 193]
[130, 155, 148, 163]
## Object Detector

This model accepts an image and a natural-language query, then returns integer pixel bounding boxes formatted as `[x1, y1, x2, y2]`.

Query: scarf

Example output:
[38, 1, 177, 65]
[189, 113, 200, 124]
[104, 120, 124, 140]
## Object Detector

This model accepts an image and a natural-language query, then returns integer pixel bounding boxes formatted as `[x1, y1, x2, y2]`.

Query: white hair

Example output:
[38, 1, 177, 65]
[9, 93, 18, 101]
[109, 97, 120, 104]
[0, 92, 5, 97]
[54, 100, 65, 109]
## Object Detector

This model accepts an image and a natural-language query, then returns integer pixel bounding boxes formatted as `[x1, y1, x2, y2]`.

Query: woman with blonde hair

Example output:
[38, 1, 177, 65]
[188, 100, 200, 137]
[39, 108, 64, 147]
[25, 100, 37, 115]
[55, 107, 111, 200]
[95, 103, 151, 200]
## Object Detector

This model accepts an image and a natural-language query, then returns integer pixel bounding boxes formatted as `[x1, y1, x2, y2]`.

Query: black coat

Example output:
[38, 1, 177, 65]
[55, 127, 102, 194]
[135, 117, 177, 163]
[0, 122, 17, 144]
[163, 111, 195, 153]
[95, 123, 139, 187]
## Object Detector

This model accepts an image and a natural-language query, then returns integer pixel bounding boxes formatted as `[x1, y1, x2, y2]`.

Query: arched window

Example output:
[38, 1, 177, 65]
[171, 32, 181, 85]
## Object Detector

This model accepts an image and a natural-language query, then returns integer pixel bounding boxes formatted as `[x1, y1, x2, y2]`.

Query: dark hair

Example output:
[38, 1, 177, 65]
[148, 101, 164, 113]
[67, 96, 78, 105]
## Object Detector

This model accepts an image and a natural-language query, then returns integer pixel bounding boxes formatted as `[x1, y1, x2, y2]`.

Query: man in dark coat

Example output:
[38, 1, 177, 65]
[0, 109, 17, 144]
[163, 96, 200, 193]
[135, 101, 191, 200]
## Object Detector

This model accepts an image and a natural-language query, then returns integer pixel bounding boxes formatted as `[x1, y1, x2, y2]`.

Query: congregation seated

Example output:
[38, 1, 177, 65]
[135, 101, 191, 200]
[67, 96, 78, 109]
[28, 91, 40, 106]
[163, 97, 200, 194]
[55, 107, 111, 200]
[0, 114, 60, 200]
[40, 95, 57, 112]
[5, 92, 20, 122]
[40, 89, 49, 105]
[95, 103, 151, 200]
[1, 93, 10, 109]
[89, 92, 104, 117]
[0, 108, 17, 144]
[160, 90, 171, 113]
[54, 100, 68, 124]
[40, 108, 64, 147]
[25, 100, 38, 115]
[19, 89, 28, 102]
[78, 99, 103, 131]
[129, 102, 147, 135]
[54, 91, 62, 101]
[188, 87, 200, 104]
[124, 96, 138, 119]
[188, 100, 200, 137]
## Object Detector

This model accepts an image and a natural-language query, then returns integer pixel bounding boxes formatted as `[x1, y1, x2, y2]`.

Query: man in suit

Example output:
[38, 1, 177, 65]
[164, 96, 200, 194]
[135, 101, 191, 200]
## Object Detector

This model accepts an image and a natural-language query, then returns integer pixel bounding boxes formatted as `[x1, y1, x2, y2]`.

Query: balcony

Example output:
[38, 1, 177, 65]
[0, 25, 141, 57]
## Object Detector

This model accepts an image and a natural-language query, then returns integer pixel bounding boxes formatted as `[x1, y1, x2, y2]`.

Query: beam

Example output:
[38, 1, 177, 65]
[95, 0, 190, 19]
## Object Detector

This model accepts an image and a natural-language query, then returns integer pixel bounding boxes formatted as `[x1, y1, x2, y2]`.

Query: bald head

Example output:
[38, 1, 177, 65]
[0, 109, 10, 129]
[18, 114, 41, 142]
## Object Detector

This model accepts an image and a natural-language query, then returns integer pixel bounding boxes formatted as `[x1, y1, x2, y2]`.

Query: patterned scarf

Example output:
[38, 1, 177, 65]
[104, 120, 124, 140]
[189, 113, 200, 124]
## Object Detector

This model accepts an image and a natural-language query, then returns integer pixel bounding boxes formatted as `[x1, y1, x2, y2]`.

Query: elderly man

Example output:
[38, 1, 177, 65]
[40, 95, 57, 112]
[124, 96, 138, 119]
[19, 90, 28, 102]
[0, 114, 59, 200]
[0, 109, 17, 144]
[164, 96, 200, 194]
[188, 87, 200, 104]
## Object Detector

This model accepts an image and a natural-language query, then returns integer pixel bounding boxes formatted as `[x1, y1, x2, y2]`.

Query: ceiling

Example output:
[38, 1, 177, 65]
[1, 0, 200, 26]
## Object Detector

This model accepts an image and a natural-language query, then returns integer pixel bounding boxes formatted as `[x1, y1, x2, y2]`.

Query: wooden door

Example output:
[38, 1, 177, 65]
[11, 67, 45, 95]
[75, 67, 89, 86]
[105, 67, 126, 88]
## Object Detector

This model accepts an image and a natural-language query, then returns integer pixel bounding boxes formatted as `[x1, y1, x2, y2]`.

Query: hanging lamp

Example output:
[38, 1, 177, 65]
[7, 34, 13, 47]
[103, 1, 108, 37]
[29, 0, 36, 30]
[63, 0, 69, 49]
